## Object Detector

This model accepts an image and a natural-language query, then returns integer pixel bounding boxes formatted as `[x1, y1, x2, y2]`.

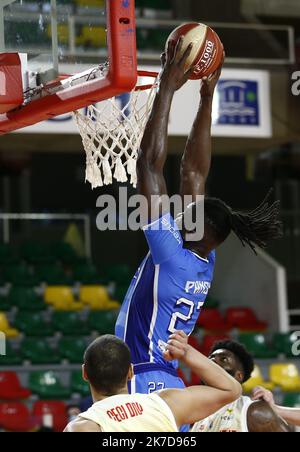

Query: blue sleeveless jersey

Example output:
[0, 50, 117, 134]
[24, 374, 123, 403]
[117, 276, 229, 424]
[115, 212, 215, 372]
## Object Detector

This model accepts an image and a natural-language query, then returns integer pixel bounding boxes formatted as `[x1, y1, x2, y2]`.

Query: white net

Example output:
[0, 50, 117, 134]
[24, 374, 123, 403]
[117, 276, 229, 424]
[74, 72, 159, 189]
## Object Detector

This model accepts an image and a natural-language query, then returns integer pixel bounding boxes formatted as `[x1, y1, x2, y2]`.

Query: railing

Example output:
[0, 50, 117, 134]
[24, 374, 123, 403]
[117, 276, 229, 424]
[0, 213, 92, 258]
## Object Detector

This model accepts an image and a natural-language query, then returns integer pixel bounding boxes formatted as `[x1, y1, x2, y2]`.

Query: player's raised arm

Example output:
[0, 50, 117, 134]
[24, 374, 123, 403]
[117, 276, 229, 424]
[137, 38, 194, 221]
[159, 331, 242, 427]
[180, 54, 224, 200]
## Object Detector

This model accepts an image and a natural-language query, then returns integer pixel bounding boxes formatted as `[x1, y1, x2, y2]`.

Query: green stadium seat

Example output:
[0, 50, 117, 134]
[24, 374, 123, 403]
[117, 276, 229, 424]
[14, 312, 53, 337]
[273, 332, 299, 358]
[52, 311, 89, 335]
[4, 264, 39, 286]
[282, 393, 300, 408]
[238, 333, 278, 359]
[0, 243, 17, 265]
[52, 242, 78, 264]
[105, 264, 132, 285]
[20, 241, 55, 265]
[36, 264, 72, 285]
[7, 287, 45, 312]
[0, 295, 12, 311]
[29, 371, 71, 399]
[59, 337, 86, 363]
[87, 310, 119, 334]
[73, 262, 103, 284]
[70, 370, 90, 396]
[0, 341, 22, 366]
[21, 338, 60, 364]
[204, 295, 220, 309]
[113, 284, 128, 303]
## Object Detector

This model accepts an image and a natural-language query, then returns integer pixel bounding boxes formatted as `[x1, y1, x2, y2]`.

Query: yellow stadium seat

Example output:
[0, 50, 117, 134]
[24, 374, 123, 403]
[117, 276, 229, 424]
[76, 26, 106, 48]
[243, 365, 275, 393]
[47, 24, 69, 44]
[0, 312, 19, 338]
[80, 285, 110, 310]
[270, 364, 300, 392]
[44, 287, 83, 311]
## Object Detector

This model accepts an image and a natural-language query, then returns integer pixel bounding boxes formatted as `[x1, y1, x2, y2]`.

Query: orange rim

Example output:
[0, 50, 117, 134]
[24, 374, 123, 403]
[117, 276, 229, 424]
[135, 70, 159, 91]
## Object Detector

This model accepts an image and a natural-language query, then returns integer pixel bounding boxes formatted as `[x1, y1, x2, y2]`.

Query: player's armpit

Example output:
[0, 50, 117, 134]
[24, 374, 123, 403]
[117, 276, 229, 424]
[63, 417, 102, 432]
[247, 401, 292, 433]
[159, 385, 240, 428]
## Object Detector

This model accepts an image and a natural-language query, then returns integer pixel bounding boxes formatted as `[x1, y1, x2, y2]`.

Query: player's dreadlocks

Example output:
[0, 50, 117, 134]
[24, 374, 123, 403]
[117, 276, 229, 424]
[203, 190, 283, 253]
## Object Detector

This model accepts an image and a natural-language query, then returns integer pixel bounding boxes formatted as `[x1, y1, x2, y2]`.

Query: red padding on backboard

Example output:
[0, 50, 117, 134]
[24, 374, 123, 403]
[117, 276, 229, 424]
[0, 0, 137, 134]
[0, 53, 23, 114]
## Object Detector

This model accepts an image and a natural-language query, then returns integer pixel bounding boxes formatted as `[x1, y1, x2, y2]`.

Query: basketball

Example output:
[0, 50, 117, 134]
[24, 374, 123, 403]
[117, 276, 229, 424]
[166, 22, 224, 80]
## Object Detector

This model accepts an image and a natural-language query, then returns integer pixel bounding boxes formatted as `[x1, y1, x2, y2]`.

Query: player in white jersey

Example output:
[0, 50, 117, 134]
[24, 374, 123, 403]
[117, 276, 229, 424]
[191, 340, 290, 432]
[64, 332, 241, 432]
[252, 386, 300, 428]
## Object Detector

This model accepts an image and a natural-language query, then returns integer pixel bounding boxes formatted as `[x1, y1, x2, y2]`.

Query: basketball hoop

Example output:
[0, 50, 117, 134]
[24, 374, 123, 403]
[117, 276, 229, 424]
[74, 69, 159, 189]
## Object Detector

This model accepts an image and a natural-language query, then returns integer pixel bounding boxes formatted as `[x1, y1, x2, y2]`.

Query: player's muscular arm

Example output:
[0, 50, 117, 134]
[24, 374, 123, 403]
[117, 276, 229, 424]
[180, 54, 224, 199]
[64, 417, 101, 432]
[159, 331, 242, 427]
[137, 38, 194, 220]
[247, 401, 292, 432]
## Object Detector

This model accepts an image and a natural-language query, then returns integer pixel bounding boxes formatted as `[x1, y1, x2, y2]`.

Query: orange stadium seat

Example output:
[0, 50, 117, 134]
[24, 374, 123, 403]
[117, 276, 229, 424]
[225, 307, 267, 332]
[32, 401, 68, 432]
[0, 403, 38, 432]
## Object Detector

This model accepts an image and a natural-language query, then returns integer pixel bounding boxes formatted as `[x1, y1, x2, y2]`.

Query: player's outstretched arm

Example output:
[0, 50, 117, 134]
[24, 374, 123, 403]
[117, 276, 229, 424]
[137, 38, 194, 221]
[180, 54, 224, 199]
[159, 331, 242, 427]
[252, 386, 300, 428]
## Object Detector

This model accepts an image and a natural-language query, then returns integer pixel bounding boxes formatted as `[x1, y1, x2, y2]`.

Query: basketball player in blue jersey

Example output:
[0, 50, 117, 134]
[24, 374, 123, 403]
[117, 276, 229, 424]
[115, 38, 282, 428]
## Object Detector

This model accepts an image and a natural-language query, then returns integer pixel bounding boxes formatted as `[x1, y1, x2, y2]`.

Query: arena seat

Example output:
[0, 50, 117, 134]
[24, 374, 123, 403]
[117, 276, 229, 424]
[29, 371, 71, 399]
[3, 264, 38, 286]
[242, 365, 275, 393]
[73, 262, 103, 284]
[0, 402, 38, 432]
[270, 364, 300, 392]
[14, 312, 53, 337]
[238, 333, 278, 359]
[105, 264, 132, 285]
[273, 332, 300, 358]
[0, 312, 20, 338]
[52, 242, 78, 264]
[87, 309, 119, 334]
[8, 286, 45, 312]
[0, 295, 11, 311]
[59, 337, 87, 363]
[77, 25, 106, 48]
[20, 241, 54, 265]
[79, 285, 110, 309]
[177, 368, 189, 387]
[32, 401, 68, 432]
[188, 335, 202, 351]
[21, 338, 60, 365]
[282, 393, 300, 408]
[225, 307, 267, 331]
[200, 334, 231, 357]
[196, 309, 230, 332]
[0, 243, 17, 265]
[0, 371, 31, 400]
[44, 286, 83, 311]
[53, 311, 89, 335]
[70, 370, 90, 397]
[0, 342, 22, 366]
[36, 264, 72, 285]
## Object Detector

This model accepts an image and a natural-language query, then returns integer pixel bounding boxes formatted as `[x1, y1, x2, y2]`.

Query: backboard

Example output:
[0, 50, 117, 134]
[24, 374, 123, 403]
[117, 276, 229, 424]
[0, 0, 138, 133]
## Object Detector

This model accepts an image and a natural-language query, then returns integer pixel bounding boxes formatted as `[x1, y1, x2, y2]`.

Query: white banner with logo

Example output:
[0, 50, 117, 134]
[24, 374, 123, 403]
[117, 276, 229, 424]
[16, 66, 272, 138]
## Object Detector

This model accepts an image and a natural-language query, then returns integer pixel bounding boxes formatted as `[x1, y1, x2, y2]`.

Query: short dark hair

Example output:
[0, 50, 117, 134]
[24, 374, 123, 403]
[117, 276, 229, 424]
[209, 340, 254, 383]
[84, 335, 131, 395]
[204, 190, 283, 253]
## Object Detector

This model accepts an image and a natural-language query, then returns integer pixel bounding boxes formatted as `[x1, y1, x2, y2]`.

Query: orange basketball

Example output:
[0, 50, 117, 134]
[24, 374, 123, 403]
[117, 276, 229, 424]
[166, 22, 224, 80]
